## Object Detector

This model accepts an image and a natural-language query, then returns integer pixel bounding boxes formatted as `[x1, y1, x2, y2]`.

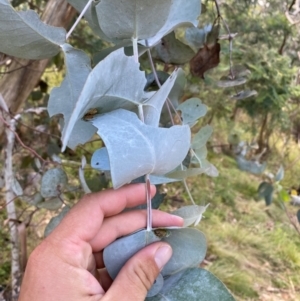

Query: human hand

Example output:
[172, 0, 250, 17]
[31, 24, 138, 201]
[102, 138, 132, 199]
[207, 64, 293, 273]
[18, 184, 183, 301]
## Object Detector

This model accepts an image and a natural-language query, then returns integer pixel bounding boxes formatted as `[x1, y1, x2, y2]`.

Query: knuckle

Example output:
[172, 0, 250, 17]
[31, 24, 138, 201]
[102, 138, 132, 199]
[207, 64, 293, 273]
[131, 258, 158, 291]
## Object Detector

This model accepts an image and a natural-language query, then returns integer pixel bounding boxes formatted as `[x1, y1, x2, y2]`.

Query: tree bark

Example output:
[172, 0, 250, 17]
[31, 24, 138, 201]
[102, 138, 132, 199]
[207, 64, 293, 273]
[257, 113, 269, 153]
[5, 112, 21, 301]
[0, 0, 76, 140]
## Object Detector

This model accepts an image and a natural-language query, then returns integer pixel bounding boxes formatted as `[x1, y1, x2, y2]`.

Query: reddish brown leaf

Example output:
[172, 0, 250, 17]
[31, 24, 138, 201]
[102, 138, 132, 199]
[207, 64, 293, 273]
[189, 43, 221, 79]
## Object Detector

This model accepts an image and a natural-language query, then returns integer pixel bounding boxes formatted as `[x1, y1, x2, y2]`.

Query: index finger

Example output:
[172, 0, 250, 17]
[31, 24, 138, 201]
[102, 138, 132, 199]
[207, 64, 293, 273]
[50, 184, 156, 242]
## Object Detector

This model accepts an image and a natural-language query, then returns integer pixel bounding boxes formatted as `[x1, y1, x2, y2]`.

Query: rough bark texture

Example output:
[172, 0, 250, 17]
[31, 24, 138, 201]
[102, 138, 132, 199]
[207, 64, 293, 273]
[5, 115, 21, 301]
[0, 0, 76, 140]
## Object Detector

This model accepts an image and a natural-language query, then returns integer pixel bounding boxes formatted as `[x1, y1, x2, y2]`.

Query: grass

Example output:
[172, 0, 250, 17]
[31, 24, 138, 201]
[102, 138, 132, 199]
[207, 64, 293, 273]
[164, 148, 300, 301]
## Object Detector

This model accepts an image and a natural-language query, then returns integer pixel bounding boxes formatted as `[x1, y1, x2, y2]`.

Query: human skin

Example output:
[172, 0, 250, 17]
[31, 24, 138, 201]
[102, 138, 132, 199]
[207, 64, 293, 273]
[18, 184, 183, 301]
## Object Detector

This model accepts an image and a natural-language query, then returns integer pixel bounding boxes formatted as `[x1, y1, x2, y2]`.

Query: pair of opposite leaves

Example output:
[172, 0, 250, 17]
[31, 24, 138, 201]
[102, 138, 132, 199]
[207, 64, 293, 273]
[104, 205, 209, 297]
[48, 45, 192, 188]
[0, 0, 200, 59]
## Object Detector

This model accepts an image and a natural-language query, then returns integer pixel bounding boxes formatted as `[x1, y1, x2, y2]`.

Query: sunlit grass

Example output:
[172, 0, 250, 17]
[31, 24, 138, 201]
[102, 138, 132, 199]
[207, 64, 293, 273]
[164, 151, 300, 300]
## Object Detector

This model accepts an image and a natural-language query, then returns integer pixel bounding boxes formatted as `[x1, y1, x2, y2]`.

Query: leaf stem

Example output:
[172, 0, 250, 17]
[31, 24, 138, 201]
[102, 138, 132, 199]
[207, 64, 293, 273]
[138, 104, 145, 122]
[145, 40, 197, 206]
[145, 43, 180, 123]
[182, 169, 196, 205]
[132, 37, 139, 63]
[145, 175, 152, 231]
[66, 0, 93, 40]
[133, 41, 153, 232]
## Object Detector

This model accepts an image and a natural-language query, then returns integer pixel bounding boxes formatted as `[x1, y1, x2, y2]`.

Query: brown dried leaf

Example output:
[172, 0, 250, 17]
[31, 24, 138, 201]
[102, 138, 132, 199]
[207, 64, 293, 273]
[190, 43, 221, 79]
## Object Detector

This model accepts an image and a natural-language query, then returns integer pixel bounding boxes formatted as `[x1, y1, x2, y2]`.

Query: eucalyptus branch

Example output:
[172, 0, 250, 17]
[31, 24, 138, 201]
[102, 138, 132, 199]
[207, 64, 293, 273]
[133, 42, 153, 231]
[145, 175, 152, 231]
[145, 43, 198, 206]
[145, 46, 180, 123]
[132, 37, 139, 63]
[66, 0, 93, 40]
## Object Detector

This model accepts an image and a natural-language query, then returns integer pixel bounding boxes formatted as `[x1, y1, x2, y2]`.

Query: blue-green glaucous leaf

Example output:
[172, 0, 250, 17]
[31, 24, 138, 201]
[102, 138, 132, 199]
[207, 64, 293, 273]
[216, 78, 247, 88]
[143, 69, 179, 126]
[48, 44, 94, 150]
[171, 205, 209, 227]
[236, 156, 266, 175]
[40, 168, 68, 198]
[61, 48, 147, 151]
[231, 90, 257, 100]
[0, 0, 66, 59]
[191, 125, 213, 149]
[161, 228, 207, 276]
[184, 24, 212, 52]
[44, 206, 70, 237]
[146, 268, 236, 301]
[146, 0, 201, 47]
[91, 109, 191, 188]
[96, 0, 172, 40]
[177, 98, 207, 126]
[104, 229, 161, 280]
[258, 182, 274, 206]
[152, 31, 195, 65]
[104, 228, 207, 297]
[275, 165, 284, 182]
[91, 148, 182, 185]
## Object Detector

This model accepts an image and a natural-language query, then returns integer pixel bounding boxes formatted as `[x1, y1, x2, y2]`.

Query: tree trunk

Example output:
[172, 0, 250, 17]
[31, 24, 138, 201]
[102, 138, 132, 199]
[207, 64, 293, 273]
[5, 113, 21, 301]
[257, 113, 268, 153]
[0, 0, 76, 140]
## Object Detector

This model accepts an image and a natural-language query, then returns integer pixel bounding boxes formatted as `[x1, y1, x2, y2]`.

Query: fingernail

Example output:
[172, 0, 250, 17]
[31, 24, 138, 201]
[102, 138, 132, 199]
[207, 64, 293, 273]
[172, 216, 184, 226]
[154, 245, 172, 270]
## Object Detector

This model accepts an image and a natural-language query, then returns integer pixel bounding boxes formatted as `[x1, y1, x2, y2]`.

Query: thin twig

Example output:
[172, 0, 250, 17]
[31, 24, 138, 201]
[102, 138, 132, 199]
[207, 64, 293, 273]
[214, 0, 234, 79]
[66, 0, 93, 39]
[182, 177, 196, 205]
[0, 113, 48, 164]
[214, 0, 221, 16]
[145, 45, 180, 123]
[0, 60, 35, 75]
[289, 0, 296, 11]
[281, 200, 300, 237]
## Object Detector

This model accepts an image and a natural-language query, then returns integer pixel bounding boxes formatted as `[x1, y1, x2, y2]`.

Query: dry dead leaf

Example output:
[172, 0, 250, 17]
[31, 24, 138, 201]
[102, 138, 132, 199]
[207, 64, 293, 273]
[190, 43, 221, 79]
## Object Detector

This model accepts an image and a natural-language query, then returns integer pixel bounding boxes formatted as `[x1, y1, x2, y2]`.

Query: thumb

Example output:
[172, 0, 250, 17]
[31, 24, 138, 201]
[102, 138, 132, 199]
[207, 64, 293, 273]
[104, 242, 172, 301]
